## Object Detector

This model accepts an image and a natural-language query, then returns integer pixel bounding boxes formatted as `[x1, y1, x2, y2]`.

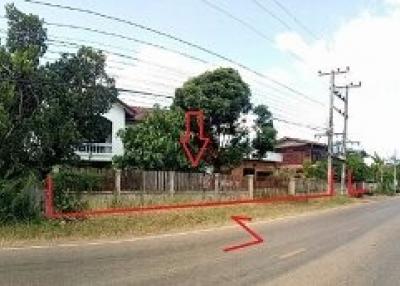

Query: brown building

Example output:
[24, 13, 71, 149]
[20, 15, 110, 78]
[230, 159, 278, 180]
[275, 137, 327, 170]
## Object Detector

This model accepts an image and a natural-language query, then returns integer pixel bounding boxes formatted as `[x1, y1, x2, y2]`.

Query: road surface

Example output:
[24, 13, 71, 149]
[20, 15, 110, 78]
[2, 197, 400, 285]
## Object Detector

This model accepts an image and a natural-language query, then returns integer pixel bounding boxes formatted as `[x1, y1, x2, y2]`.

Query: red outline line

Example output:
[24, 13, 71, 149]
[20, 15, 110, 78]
[51, 193, 332, 219]
[223, 216, 264, 252]
[180, 110, 210, 167]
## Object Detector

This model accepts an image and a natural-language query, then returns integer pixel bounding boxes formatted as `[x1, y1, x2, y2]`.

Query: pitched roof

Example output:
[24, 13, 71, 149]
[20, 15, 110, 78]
[115, 98, 136, 117]
[128, 106, 153, 121]
[275, 136, 326, 149]
[115, 99, 153, 121]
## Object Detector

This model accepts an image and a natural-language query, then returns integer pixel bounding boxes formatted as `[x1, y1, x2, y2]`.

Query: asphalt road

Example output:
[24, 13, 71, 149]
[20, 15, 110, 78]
[2, 197, 400, 286]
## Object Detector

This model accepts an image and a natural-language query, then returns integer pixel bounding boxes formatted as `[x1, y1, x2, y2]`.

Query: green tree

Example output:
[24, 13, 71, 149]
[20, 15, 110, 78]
[370, 152, 385, 184]
[303, 159, 342, 180]
[252, 105, 277, 159]
[115, 107, 190, 170]
[346, 152, 370, 182]
[303, 159, 327, 180]
[173, 67, 252, 171]
[0, 4, 117, 179]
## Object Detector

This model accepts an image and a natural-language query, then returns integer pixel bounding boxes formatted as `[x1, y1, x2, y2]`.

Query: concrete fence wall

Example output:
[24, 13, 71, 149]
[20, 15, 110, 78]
[72, 168, 332, 199]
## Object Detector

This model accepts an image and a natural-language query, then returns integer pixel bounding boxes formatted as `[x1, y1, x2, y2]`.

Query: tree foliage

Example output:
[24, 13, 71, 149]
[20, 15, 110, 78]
[252, 105, 277, 159]
[0, 4, 117, 179]
[115, 107, 191, 171]
[346, 152, 371, 182]
[173, 67, 253, 171]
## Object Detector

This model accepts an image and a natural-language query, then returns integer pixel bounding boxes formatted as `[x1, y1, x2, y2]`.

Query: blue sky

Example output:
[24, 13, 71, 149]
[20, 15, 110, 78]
[1, 0, 399, 156]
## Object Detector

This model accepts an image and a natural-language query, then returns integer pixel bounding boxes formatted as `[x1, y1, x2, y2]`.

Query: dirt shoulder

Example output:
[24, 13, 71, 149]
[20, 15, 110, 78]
[0, 195, 385, 247]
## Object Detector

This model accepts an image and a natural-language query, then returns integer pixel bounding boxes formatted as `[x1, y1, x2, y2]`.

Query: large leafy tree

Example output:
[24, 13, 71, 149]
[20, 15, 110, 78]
[0, 4, 117, 179]
[115, 107, 190, 170]
[252, 104, 277, 159]
[173, 67, 252, 171]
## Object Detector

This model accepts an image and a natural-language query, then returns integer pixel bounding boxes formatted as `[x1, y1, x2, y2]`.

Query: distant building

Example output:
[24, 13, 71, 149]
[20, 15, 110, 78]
[275, 137, 328, 170]
[229, 152, 283, 183]
[75, 99, 152, 163]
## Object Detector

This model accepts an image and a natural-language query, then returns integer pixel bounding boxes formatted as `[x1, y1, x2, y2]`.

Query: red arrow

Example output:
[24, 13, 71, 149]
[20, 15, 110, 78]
[180, 110, 210, 167]
[223, 215, 264, 252]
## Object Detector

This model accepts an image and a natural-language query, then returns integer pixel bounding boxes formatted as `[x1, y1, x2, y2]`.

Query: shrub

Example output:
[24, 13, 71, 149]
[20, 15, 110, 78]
[53, 170, 102, 212]
[0, 172, 42, 223]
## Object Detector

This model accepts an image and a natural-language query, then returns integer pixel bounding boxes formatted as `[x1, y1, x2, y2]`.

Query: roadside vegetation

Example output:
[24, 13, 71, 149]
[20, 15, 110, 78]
[0, 196, 357, 247]
[303, 151, 399, 195]
[0, 4, 117, 223]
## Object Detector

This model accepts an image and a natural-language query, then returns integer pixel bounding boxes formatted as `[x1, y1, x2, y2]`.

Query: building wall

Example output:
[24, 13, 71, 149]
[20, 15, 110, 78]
[230, 160, 278, 183]
[277, 146, 310, 166]
[277, 144, 327, 167]
[102, 103, 126, 157]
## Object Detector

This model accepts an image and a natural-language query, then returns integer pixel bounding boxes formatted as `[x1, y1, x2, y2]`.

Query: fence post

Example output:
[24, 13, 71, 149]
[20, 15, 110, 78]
[247, 175, 254, 199]
[288, 177, 296, 195]
[169, 171, 175, 196]
[142, 171, 146, 192]
[44, 175, 55, 219]
[214, 173, 220, 196]
[115, 169, 121, 196]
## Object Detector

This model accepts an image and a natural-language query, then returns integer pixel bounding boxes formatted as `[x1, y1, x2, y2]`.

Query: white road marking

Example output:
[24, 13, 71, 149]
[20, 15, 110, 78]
[279, 248, 306, 259]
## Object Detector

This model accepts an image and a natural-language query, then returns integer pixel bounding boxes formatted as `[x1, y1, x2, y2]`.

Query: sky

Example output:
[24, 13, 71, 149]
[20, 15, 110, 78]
[0, 0, 399, 158]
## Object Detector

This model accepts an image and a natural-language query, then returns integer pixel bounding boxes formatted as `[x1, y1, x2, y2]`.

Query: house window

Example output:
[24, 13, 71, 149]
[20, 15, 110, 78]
[243, 168, 255, 176]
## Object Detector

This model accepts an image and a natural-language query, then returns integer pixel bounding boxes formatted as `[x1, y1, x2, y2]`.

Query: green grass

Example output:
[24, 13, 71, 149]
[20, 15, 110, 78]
[0, 196, 357, 247]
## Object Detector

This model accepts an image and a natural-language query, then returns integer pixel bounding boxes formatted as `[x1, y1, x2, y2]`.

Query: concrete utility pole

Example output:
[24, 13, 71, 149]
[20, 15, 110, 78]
[392, 151, 397, 193]
[335, 82, 361, 195]
[318, 67, 349, 195]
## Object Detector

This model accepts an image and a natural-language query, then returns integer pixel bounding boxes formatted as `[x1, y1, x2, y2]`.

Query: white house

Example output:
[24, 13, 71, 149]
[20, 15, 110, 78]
[75, 99, 150, 162]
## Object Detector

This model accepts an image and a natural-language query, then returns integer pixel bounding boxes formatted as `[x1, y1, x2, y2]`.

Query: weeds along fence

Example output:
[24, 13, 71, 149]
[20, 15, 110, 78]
[293, 178, 327, 195]
[254, 177, 290, 198]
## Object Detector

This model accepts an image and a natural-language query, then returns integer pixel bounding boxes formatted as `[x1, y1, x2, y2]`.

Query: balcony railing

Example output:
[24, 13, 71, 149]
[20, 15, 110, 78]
[76, 143, 113, 154]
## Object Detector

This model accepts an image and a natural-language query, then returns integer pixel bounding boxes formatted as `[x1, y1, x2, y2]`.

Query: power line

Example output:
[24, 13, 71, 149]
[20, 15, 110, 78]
[270, 0, 319, 40]
[23, 34, 321, 116]
[0, 77, 175, 100]
[0, 33, 323, 127]
[45, 36, 324, 108]
[251, 0, 292, 30]
[42, 21, 208, 64]
[200, 0, 274, 43]
[200, 0, 312, 67]
[0, 76, 322, 131]
[21, 0, 324, 106]
[272, 117, 326, 131]
[23, 50, 325, 127]
[43, 44, 197, 78]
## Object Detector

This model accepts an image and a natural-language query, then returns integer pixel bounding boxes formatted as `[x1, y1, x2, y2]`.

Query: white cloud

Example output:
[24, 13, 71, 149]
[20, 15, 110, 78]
[273, 2, 400, 157]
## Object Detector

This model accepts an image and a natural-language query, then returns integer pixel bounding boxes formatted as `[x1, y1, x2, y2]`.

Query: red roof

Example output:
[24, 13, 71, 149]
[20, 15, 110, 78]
[275, 137, 326, 149]
[128, 106, 153, 121]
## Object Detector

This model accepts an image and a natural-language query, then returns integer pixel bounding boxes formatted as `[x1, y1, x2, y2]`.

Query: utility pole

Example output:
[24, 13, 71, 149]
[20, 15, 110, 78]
[335, 82, 361, 195]
[392, 150, 397, 193]
[318, 67, 349, 195]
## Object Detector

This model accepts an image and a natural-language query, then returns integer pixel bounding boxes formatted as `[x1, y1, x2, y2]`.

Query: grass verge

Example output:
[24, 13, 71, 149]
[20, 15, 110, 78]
[0, 196, 358, 247]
